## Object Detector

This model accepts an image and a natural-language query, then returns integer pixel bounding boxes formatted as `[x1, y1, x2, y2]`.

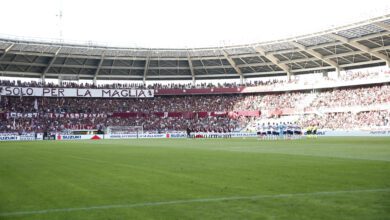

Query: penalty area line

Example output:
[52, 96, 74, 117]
[1, 188, 389, 217]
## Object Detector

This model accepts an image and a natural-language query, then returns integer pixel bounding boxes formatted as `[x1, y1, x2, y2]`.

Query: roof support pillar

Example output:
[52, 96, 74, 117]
[336, 67, 341, 78]
[93, 54, 105, 85]
[222, 50, 244, 83]
[287, 71, 291, 81]
[42, 47, 62, 82]
[187, 55, 196, 86]
[143, 57, 150, 84]
[41, 75, 46, 84]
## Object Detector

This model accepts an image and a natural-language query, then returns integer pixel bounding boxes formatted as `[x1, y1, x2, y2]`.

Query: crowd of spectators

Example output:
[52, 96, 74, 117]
[0, 70, 390, 89]
[0, 115, 245, 134]
[0, 79, 285, 89]
[0, 93, 257, 133]
[339, 71, 379, 81]
[1, 95, 253, 113]
[300, 110, 390, 130]
[2, 68, 386, 90]
[310, 85, 390, 109]
[257, 92, 309, 110]
[0, 90, 316, 114]
[4, 109, 389, 133]
[1, 75, 390, 133]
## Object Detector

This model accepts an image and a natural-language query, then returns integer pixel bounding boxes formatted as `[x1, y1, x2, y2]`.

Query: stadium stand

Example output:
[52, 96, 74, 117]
[1, 15, 390, 136]
[1, 71, 390, 134]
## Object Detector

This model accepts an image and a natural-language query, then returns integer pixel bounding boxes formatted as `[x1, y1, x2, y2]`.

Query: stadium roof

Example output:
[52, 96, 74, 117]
[0, 15, 390, 82]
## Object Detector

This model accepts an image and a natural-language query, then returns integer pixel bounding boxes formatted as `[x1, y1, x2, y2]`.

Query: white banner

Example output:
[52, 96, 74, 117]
[108, 133, 167, 139]
[313, 130, 390, 136]
[0, 87, 154, 98]
[108, 132, 256, 139]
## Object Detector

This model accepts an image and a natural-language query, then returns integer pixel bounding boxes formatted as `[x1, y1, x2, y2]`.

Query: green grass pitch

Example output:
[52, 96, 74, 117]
[0, 137, 389, 220]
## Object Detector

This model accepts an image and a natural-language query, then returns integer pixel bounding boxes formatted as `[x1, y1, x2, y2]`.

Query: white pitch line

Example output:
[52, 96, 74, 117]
[1, 188, 389, 217]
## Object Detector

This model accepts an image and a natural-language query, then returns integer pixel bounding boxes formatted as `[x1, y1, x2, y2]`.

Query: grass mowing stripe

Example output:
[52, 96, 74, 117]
[29, 152, 197, 180]
[60, 139, 390, 162]
[1, 188, 389, 217]
[221, 148, 390, 162]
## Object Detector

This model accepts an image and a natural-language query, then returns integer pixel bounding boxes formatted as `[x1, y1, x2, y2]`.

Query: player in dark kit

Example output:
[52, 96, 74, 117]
[186, 127, 191, 138]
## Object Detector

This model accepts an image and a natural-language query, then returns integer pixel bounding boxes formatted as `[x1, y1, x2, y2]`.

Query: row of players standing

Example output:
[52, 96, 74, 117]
[257, 122, 302, 140]
[186, 127, 232, 138]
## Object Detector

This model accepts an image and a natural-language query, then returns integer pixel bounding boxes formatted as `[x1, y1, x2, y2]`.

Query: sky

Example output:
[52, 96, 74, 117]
[0, 0, 389, 48]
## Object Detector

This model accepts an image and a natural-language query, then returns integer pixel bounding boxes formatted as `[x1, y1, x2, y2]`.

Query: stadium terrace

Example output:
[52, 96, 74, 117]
[1, 69, 390, 136]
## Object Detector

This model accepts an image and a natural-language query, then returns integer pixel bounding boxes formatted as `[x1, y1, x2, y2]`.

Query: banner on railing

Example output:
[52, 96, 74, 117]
[0, 87, 154, 98]
[6, 112, 107, 119]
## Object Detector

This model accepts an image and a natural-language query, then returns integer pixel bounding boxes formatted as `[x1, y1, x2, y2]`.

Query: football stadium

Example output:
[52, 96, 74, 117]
[1, 1, 390, 219]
